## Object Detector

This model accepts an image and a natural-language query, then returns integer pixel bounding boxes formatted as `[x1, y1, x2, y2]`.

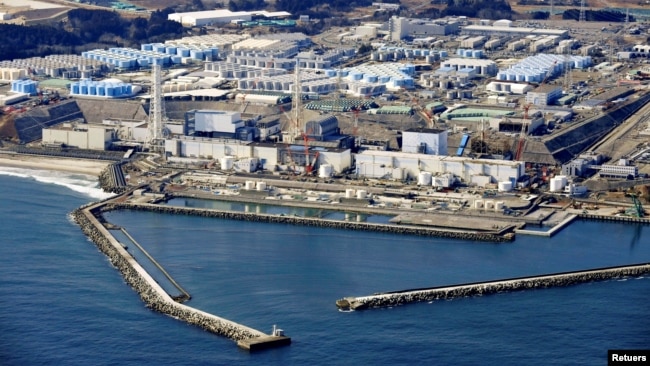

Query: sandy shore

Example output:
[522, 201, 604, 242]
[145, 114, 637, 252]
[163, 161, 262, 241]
[0, 152, 109, 176]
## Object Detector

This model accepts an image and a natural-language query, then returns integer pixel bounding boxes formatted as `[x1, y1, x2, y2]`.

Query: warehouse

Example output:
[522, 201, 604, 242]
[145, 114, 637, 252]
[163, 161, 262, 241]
[168, 10, 291, 27]
[388, 16, 460, 41]
[440, 58, 497, 76]
[42, 122, 116, 150]
[462, 25, 569, 39]
[354, 150, 524, 186]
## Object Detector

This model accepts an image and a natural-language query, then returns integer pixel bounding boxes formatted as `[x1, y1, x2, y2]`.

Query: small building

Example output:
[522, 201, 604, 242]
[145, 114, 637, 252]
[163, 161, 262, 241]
[526, 85, 563, 106]
[402, 128, 448, 155]
[42, 123, 116, 150]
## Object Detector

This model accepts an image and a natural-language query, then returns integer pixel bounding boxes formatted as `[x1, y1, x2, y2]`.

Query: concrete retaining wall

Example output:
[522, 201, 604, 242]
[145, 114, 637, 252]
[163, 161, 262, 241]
[102, 202, 514, 243]
[336, 263, 650, 310]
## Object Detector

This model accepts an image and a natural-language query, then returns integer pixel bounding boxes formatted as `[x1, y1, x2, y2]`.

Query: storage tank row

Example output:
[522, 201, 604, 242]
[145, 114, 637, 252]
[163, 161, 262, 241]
[69, 80, 135, 98]
[456, 49, 484, 58]
[0, 67, 27, 81]
[10, 79, 38, 95]
[142, 43, 219, 60]
[1, 55, 109, 78]
[474, 200, 505, 212]
[370, 48, 447, 63]
[496, 53, 592, 82]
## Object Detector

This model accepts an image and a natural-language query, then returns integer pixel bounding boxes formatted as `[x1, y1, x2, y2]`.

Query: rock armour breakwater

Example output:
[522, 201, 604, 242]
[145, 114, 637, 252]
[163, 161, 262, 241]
[102, 202, 513, 243]
[71, 204, 276, 345]
[336, 263, 650, 310]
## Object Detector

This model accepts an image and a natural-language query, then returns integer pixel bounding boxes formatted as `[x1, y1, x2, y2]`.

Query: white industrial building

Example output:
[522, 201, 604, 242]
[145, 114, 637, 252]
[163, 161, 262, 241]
[192, 110, 243, 134]
[354, 150, 524, 186]
[402, 128, 448, 155]
[526, 84, 563, 106]
[486, 81, 533, 95]
[497, 53, 592, 83]
[163, 136, 352, 173]
[42, 123, 116, 150]
[388, 16, 460, 41]
[168, 10, 291, 27]
[462, 24, 569, 39]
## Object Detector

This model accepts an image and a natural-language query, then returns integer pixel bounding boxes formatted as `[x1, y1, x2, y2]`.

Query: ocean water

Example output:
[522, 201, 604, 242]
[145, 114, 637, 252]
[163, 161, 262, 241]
[0, 167, 648, 365]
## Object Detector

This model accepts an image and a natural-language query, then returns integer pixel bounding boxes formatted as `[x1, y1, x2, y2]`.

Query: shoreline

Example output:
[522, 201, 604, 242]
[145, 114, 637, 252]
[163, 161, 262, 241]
[0, 151, 109, 177]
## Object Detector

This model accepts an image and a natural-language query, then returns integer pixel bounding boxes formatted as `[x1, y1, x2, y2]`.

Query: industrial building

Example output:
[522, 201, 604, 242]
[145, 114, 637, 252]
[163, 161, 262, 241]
[462, 24, 569, 39]
[525, 84, 563, 106]
[388, 16, 460, 41]
[354, 150, 524, 186]
[42, 122, 117, 150]
[485, 81, 533, 95]
[401, 128, 448, 155]
[168, 9, 291, 27]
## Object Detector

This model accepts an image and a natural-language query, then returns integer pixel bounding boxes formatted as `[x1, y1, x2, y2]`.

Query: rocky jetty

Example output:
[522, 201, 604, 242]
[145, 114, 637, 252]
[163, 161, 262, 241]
[71, 205, 267, 342]
[337, 263, 650, 310]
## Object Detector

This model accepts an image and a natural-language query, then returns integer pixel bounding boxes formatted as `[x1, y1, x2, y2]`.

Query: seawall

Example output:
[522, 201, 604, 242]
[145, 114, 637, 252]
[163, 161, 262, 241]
[336, 263, 650, 310]
[71, 201, 290, 349]
[101, 202, 514, 243]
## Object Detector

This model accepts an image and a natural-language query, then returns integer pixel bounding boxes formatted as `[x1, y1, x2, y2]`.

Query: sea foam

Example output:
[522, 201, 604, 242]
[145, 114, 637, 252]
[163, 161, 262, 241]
[0, 166, 115, 200]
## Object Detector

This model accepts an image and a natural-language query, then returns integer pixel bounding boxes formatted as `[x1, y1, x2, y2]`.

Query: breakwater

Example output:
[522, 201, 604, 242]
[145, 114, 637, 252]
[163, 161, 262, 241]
[336, 263, 650, 310]
[71, 201, 290, 349]
[101, 202, 514, 243]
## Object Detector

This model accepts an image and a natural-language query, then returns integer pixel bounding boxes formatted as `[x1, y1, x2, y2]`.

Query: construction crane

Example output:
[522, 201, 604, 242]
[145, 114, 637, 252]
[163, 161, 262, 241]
[626, 193, 646, 218]
[301, 130, 315, 174]
[514, 103, 531, 161]
[541, 60, 557, 86]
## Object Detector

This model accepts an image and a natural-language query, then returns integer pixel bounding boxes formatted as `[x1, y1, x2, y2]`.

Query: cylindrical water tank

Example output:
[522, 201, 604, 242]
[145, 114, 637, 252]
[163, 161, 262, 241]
[357, 190, 367, 199]
[485, 200, 495, 209]
[495, 201, 505, 212]
[221, 156, 234, 170]
[549, 177, 563, 192]
[245, 181, 255, 190]
[318, 164, 333, 178]
[256, 181, 267, 191]
[498, 181, 513, 192]
[345, 189, 355, 198]
[418, 171, 432, 186]
[474, 199, 484, 209]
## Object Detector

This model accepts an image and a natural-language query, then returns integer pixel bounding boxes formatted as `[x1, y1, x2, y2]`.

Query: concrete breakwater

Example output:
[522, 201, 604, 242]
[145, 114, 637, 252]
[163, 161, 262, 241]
[336, 263, 650, 310]
[101, 202, 514, 243]
[71, 202, 290, 349]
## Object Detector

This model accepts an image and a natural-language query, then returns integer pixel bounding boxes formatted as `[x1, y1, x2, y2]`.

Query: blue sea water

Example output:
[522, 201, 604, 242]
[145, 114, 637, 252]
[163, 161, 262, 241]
[0, 167, 648, 365]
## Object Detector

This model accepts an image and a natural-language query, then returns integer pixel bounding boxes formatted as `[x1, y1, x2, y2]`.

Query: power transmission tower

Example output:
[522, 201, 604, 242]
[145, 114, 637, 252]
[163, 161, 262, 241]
[579, 0, 586, 22]
[147, 63, 166, 153]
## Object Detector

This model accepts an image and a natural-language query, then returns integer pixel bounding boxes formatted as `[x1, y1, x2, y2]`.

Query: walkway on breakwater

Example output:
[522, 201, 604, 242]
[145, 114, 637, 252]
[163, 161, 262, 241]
[515, 214, 578, 237]
[336, 263, 650, 310]
[102, 201, 514, 242]
[72, 199, 290, 351]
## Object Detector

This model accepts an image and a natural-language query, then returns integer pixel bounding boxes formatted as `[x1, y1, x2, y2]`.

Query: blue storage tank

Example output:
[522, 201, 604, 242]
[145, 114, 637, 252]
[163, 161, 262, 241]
[178, 48, 190, 57]
[325, 69, 336, 77]
[364, 75, 378, 83]
[379, 76, 390, 83]
[338, 70, 349, 77]
[464, 50, 473, 57]
[106, 85, 115, 97]
[190, 50, 204, 59]
[440, 51, 448, 58]
[141, 44, 153, 51]
[80, 84, 88, 94]
[71, 83, 80, 94]
[457, 49, 464, 56]
[97, 85, 105, 96]
[125, 84, 132, 95]
[138, 58, 149, 67]
[166, 46, 177, 55]
[473, 50, 483, 58]
[89, 84, 97, 95]
[153, 44, 166, 53]
[171, 56, 182, 64]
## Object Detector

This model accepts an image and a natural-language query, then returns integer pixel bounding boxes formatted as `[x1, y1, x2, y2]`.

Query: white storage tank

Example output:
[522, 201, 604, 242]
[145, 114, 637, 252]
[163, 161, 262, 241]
[256, 181, 267, 191]
[357, 190, 368, 199]
[418, 171, 432, 186]
[221, 156, 234, 170]
[549, 177, 564, 192]
[485, 200, 495, 209]
[495, 201, 505, 212]
[318, 164, 333, 178]
[474, 199, 484, 209]
[498, 181, 513, 192]
[345, 189, 356, 198]
[245, 181, 256, 190]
